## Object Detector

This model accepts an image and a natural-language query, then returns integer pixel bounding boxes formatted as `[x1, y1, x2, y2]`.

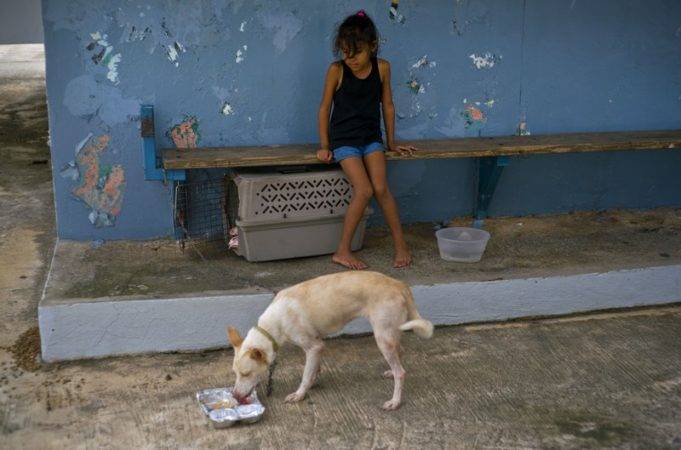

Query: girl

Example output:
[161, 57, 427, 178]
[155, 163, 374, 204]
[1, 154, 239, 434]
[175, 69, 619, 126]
[317, 10, 415, 270]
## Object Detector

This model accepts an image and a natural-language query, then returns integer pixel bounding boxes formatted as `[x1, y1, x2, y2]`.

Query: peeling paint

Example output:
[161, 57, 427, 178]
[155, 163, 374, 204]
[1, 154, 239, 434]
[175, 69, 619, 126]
[451, 1, 490, 37]
[169, 116, 200, 148]
[401, 52, 438, 120]
[59, 162, 79, 180]
[123, 25, 152, 42]
[407, 77, 425, 94]
[60, 134, 92, 180]
[389, 0, 406, 24]
[469, 52, 500, 69]
[167, 41, 185, 67]
[115, 8, 222, 66]
[67, 134, 126, 227]
[235, 45, 247, 63]
[518, 121, 531, 136]
[221, 102, 234, 116]
[240, 21, 247, 32]
[462, 105, 486, 129]
[87, 32, 122, 84]
[484, 99, 495, 108]
[213, 87, 236, 118]
[412, 55, 437, 69]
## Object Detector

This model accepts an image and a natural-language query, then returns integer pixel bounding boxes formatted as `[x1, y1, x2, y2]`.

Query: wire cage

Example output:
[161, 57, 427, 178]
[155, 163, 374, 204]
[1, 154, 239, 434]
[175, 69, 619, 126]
[173, 177, 228, 250]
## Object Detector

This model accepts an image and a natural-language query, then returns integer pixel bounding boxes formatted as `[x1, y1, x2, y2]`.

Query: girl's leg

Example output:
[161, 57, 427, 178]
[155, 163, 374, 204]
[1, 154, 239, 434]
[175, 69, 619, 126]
[363, 151, 412, 268]
[334, 157, 374, 269]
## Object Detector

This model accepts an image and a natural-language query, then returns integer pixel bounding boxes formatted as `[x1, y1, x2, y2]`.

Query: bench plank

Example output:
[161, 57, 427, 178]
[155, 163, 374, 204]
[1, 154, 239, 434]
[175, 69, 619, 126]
[162, 129, 681, 169]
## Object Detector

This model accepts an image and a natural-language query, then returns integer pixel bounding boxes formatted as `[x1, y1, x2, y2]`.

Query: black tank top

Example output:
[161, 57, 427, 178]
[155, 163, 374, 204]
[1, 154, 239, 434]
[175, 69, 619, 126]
[329, 57, 383, 150]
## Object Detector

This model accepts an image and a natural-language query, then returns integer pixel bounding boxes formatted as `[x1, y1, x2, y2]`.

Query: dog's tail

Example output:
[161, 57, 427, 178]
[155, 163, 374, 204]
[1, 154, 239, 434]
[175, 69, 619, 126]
[398, 287, 434, 339]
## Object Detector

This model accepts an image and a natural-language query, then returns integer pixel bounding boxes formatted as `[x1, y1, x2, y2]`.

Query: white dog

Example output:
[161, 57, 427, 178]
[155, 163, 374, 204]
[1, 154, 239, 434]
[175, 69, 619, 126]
[228, 271, 433, 410]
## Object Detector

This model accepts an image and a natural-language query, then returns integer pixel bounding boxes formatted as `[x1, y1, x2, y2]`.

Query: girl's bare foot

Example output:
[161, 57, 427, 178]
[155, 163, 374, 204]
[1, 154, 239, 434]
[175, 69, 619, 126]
[332, 251, 368, 270]
[393, 245, 412, 268]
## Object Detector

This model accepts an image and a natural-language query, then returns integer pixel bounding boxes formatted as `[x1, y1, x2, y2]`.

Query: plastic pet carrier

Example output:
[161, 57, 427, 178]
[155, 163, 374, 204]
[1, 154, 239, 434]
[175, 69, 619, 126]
[223, 168, 371, 261]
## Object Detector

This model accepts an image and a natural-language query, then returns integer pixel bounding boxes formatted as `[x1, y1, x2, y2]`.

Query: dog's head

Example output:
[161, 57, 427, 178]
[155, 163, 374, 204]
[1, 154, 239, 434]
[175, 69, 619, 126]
[228, 327, 270, 401]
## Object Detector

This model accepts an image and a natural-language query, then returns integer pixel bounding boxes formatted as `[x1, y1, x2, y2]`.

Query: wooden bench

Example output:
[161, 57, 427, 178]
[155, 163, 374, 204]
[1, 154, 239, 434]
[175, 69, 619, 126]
[142, 106, 681, 226]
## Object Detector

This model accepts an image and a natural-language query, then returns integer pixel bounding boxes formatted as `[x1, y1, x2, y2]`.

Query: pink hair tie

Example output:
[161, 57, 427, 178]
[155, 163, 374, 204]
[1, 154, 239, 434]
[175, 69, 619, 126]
[356, 10, 366, 17]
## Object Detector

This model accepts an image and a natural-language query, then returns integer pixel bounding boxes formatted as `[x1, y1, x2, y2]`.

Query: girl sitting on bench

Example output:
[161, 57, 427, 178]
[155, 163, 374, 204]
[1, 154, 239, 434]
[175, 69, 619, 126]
[316, 10, 415, 270]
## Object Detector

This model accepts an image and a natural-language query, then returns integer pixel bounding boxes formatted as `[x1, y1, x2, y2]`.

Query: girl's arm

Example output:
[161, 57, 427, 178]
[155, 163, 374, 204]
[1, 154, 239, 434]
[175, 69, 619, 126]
[317, 63, 341, 162]
[380, 60, 415, 156]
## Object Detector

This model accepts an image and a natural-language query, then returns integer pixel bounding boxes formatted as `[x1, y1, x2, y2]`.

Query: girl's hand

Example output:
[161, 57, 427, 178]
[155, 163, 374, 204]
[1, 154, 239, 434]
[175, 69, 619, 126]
[316, 148, 333, 163]
[388, 143, 417, 156]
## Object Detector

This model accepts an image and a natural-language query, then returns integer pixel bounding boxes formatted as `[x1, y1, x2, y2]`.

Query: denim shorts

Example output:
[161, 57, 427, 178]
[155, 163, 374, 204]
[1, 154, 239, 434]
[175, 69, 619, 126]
[332, 142, 384, 162]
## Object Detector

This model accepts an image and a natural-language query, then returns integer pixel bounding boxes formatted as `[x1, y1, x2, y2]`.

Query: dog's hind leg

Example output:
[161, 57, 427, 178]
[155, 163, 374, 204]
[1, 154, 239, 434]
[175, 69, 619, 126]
[374, 328, 405, 410]
[285, 340, 324, 403]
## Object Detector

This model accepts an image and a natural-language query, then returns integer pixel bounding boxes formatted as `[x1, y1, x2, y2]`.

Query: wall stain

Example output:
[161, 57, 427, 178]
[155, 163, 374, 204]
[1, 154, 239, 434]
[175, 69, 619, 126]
[258, 11, 303, 54]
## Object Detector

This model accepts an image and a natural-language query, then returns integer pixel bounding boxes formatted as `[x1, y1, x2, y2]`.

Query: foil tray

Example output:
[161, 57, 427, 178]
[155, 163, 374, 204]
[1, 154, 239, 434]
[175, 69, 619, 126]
[196, 387, 265, 428]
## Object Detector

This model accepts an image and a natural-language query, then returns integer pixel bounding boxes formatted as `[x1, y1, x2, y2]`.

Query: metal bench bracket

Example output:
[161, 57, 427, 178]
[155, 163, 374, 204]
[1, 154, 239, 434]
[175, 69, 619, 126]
[473, 155, 509, 228]
[141, 105, 186, 182]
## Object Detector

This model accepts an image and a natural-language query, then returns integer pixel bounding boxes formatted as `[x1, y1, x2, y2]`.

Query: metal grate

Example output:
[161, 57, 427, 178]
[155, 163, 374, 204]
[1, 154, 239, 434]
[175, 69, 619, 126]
[174, 178, 226, 244]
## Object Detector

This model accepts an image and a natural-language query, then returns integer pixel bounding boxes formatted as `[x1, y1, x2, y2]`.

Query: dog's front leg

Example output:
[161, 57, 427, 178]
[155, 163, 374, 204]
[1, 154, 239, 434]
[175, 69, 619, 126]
[285, 341, 324, 403]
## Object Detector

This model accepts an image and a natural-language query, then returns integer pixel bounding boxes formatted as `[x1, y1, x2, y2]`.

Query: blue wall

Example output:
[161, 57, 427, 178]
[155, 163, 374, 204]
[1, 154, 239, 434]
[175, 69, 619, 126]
[42, 0, 681, 240]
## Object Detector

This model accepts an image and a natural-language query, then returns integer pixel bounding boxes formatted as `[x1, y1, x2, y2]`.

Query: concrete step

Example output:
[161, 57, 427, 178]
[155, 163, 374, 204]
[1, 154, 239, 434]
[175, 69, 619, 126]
[39, 209, 681, 361]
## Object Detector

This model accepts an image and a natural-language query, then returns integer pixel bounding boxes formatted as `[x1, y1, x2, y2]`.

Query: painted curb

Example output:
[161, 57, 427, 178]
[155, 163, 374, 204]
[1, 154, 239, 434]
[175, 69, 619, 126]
[40, 265, 681, 362]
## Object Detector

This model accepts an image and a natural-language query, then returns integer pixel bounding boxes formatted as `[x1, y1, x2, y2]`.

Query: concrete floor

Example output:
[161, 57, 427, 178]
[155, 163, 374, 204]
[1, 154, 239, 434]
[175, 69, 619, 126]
[2, 44, 681, 449]
[4, 307, 681, 449]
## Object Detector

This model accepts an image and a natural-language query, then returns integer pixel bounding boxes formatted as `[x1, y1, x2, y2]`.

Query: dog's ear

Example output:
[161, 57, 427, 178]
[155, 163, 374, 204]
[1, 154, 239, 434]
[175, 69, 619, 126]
[247, 348, 267, 364]
[227, 326, 243, 349]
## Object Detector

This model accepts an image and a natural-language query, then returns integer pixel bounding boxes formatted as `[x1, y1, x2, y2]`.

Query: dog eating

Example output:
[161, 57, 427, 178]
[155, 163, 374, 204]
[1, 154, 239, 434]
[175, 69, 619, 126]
[228, 271, 433, 410]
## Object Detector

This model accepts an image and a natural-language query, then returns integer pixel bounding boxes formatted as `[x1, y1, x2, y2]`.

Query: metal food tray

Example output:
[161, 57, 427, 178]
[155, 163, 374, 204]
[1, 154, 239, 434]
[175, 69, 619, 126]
[196, 387, 265, 428]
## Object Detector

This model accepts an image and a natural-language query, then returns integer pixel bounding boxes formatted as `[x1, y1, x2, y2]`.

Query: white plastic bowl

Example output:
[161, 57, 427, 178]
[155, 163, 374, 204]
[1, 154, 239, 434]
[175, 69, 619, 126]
[435, 227, 490, 262]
